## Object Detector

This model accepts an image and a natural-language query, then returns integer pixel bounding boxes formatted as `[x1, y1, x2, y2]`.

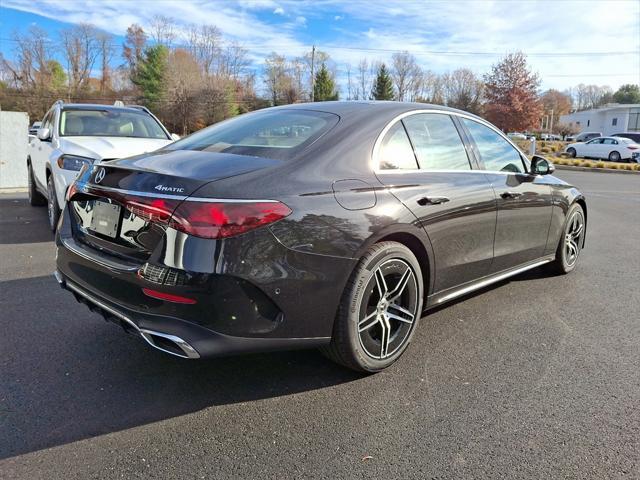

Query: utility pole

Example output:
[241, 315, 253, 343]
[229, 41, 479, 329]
[310, 45, 316, 102]
[549, 109, 554, 133]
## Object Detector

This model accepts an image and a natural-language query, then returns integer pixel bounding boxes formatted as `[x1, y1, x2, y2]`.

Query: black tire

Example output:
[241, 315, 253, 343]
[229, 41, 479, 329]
[567, 148, 576, 158]
[28, 162, 46, 206]
[321, 241, 424, 372]
[548, 203, 585, 275]
[47, 175, 61, 232]
[608, 151, 621, 162]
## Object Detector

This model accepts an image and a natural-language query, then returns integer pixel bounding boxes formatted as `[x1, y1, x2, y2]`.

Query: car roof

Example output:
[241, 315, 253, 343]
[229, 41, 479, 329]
[268, 100, 483, 121]
[59, 103, 150, 114]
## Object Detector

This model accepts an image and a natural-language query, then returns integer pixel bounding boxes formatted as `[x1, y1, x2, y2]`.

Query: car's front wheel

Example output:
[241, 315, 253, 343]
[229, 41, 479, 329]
[47, 176, 61, 232]
[567, 147, 576, 158]
[548, 203, 585, 275]
[322, 241, 424, 372]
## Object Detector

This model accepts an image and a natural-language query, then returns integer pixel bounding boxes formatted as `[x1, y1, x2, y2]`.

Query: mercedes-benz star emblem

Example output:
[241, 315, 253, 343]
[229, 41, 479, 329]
[94, 167, 106, 184]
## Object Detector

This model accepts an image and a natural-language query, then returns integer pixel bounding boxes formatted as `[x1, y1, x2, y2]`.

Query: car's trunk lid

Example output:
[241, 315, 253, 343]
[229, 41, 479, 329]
[68, 150, 281, 261]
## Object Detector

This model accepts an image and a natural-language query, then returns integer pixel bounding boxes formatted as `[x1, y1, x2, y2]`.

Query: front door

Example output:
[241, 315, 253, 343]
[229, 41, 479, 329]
[460, 118, 554, 273]
[375, 113, 497, 293]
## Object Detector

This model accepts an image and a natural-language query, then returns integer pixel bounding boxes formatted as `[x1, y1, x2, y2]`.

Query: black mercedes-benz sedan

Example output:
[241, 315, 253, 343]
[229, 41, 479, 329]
[55, 102, 587, 372]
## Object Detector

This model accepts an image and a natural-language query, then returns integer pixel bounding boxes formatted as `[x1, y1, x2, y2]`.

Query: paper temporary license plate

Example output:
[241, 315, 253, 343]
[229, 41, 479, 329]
[89, 200, 121, 238]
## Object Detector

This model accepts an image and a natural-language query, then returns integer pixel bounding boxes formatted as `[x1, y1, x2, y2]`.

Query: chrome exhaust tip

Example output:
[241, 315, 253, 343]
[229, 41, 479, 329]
[62, 277, 200, 359]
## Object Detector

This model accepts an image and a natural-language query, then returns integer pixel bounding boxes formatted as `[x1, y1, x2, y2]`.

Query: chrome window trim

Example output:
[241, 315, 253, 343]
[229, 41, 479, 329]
[372, 109, 530, 175]
[76, 182, 279, 203]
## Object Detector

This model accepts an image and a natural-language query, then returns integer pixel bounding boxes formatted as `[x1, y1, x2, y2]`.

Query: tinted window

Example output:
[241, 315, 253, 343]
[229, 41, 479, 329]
[169, 109, 338, 161]
[587, 138, 603, 144]
[403, 114, 470, 170]
[378, 122, 418, 170]
[60, 109, 168, 139]
[462, 118, 525, 173]
[602, 138, 616, 145]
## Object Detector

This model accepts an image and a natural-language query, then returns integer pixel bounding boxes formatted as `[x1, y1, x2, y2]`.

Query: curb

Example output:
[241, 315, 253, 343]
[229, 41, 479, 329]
[0, 187, 28, 193]
[554, 165, 640, 175]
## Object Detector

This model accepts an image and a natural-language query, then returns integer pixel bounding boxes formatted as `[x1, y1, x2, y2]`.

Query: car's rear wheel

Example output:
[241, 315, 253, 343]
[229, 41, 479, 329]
[548, 203, 585, 275]
[567, 147, 576, 158]
[322, 241, 423, 372]
[47, 176, 61, 232]
[608, 151, 621, 162]
[28, 163, 46, 206]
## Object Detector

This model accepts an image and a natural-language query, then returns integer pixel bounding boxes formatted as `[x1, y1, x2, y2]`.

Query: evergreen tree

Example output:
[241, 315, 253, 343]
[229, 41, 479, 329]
[371, 63, 394, 100]
[613, 84, 640, 104]
[132, 44, 168, 111]
[313, 63, 338, 101]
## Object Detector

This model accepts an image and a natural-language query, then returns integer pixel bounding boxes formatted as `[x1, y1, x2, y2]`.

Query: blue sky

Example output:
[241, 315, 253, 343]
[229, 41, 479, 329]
[1, 0, 639, 94]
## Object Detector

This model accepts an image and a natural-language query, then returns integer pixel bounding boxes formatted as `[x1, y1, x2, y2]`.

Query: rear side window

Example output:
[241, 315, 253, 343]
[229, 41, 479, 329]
[462, 118, 525, 173]
[169, 109, 339, 161]
[403, 114, 470, 170]
[378, 122, 418, 170]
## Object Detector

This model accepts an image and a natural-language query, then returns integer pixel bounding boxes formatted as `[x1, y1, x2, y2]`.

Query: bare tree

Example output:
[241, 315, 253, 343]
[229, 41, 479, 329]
[220, 42, 249, 80]
[355, 58, 371, 100]
[123, 24, 147, 76]
[164, 48, 202, 134]
[391, 51, 420, 101]
[443, 68, 483, 114]
[98, 32, 114, 94]
[150, 15, 176, 47]
[418, 70, 445, 104]
[186, 24, 222, 76]
[61, 23, 101, 94]
[263, 52, 290, 105]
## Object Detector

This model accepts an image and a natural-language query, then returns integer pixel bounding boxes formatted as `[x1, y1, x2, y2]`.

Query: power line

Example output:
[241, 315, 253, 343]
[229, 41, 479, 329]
[1, 36, 638, 58]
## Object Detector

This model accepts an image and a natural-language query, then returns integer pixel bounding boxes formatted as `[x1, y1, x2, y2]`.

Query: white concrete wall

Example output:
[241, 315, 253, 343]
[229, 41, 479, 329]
[0, 111, 29, 190]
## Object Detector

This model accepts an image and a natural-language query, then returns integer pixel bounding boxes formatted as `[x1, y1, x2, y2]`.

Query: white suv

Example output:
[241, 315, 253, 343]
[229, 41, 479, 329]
[28, 101, 178, 230]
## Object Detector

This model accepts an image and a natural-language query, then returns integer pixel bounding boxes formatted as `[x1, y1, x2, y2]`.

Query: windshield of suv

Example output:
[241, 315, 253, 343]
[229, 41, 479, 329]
[167, 109, 339, 161]
[59, 109, 168, 139]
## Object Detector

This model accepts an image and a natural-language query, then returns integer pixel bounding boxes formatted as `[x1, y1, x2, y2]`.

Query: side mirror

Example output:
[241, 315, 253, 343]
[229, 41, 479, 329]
[37, 127, 51, 141]
[530, 155, 555, 175]
[170, 133, 181, 141]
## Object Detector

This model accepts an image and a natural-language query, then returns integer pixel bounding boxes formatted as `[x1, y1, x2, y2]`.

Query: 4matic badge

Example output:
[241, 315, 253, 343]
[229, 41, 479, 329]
[154, 184, 185, 193]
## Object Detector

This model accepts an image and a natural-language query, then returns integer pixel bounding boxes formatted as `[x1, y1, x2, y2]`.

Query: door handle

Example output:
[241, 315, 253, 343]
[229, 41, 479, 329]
[500, 191, 522, 199]
[417, 196, 450, 206]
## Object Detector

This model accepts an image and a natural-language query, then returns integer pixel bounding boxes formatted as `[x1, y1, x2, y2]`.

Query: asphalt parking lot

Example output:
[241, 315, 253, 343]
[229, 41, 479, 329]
[1, 170, 639, 479]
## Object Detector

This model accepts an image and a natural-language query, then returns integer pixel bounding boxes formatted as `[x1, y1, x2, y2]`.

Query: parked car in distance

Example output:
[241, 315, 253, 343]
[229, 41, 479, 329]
[564, 135, 576, 142]
[507, 132, 527, 140]
[574, 131, 601, 142]
[28, 100, 179, 231]
[55, 102, 587, 372]
[565, 136, 639, 162]
[29, 121, 42, 135]
[612, 132, 640, 143]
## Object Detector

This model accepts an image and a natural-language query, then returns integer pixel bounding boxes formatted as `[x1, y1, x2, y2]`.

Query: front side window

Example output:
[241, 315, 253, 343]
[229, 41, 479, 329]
[402, 114, 470, 170]
[60, 109, 168, 139]
[378, 122, 418, 170]
[461, 118, 525, 173]
[169, 109, 338, 161]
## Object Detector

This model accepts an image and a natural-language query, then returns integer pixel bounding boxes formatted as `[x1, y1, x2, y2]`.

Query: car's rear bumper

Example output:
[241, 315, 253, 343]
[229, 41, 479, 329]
[54, 204, 355, 359]
[54, 268, 331, 359]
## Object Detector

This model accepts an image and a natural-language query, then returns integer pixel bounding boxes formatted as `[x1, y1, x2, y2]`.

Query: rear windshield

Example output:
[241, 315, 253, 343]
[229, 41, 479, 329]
[59, 109, 168, 139]
[167, 109, 339, 160]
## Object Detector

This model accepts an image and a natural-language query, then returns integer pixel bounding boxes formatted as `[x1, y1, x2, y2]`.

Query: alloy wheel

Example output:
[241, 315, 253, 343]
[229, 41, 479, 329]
[358, 259, 418, 360]
[564, 210, 584, 267]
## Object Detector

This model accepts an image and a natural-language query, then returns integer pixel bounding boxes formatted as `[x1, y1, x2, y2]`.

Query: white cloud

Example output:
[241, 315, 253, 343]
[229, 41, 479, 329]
[3, 0, 639, 92]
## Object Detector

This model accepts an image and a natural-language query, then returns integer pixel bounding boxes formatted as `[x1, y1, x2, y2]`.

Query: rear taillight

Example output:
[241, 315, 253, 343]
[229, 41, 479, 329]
[120, 195, 291, 239]
[627, 145, 638, 150]
[169, 201, 292, 239]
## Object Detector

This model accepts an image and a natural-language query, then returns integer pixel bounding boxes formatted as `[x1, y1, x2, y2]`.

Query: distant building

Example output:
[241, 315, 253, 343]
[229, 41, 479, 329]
[560, 104, 640, 135]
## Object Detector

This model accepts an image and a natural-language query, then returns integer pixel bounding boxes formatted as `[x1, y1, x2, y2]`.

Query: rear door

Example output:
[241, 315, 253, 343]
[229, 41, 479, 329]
[375, 113, 496, 292]
[460, 118, 553, 273]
